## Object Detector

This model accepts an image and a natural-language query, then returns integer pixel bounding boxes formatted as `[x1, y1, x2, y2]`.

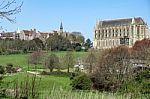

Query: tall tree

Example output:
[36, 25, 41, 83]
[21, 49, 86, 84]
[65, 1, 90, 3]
[64, 51, 74, 73]
[46, 34, 71, 51]
[92, 46, 132, 91]
[28, 51, 44, 68]
[44, 53, 59, 72]
[85, 49, 97, 73]
[85, 38, 92, 49]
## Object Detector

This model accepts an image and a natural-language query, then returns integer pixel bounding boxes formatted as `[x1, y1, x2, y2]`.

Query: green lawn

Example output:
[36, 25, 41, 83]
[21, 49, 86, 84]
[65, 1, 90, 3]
[1, 52, 148, 99]
[0, 51, 88, 70]
[2, 72, 148, 99]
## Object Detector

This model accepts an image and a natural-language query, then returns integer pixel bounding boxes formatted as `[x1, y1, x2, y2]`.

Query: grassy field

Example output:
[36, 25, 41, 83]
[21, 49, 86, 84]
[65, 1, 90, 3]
[0, 52, 148, 99]
[2, 72, 148, 99]
[0, 51, 88, 70]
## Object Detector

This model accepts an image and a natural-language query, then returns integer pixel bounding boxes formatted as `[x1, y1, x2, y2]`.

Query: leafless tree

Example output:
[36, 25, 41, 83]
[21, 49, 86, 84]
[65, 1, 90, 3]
[85, 49, 97, 73]
[64, 51, 75, 73]
[92, 46, 133, 91]
[0, 0, 23, 23]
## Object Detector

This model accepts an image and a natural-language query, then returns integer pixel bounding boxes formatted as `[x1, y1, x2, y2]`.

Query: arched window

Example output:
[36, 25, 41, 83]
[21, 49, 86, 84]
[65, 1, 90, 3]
[127, 27, 129, 36]
[116, 29, 118, 37]
[112, 29, 114, 37]
[120, 29, 122, 36]
[137, 26, 140, 37]
[105, 30, 107, 38]
[109, 29, 111, 37]
[123, 28, 126, 36]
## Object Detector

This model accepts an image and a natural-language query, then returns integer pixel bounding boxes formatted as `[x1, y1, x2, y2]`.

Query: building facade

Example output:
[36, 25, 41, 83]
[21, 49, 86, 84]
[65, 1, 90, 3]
[93, 17, 149, 49]
[0, 23, 83, 43]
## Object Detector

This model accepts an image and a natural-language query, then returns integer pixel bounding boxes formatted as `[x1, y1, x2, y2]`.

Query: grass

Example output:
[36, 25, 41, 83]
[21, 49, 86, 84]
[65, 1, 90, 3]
[0, 51, 88, 70]
[2, 72, 71, 91]
[2, 72, 148, 99]
[0, 51, 148, 99]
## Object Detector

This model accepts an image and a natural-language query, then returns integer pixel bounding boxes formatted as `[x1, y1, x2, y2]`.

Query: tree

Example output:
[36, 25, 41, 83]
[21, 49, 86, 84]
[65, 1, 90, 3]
[64, 51, 74, 73]
[85, 49, 97, 73]
[0, 0, 23, 24]
[44, 53, 59, 72]
[32, 38, 45, 50]
[92, 46, 132, 91]
[84, 38, 92, 49]
[76, 35, 85, 44]
[46, 34, 71, 51]
[132, 38, 150, 60]
[28, 51, 44, 68]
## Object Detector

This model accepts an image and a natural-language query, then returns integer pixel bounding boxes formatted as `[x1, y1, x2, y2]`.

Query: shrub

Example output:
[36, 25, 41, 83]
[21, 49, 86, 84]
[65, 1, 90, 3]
[120, 70, 150, 94]
[5, 63, 17, 73]
[41, 71, 71, 77]
[0, 65, 5, 74]
[75, 46, 81, 51]
[71, 73, 92, 90]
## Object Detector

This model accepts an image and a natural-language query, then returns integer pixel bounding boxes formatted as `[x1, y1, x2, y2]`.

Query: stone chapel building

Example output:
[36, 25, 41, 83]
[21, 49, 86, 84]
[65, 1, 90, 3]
[93, 17, 149, 49]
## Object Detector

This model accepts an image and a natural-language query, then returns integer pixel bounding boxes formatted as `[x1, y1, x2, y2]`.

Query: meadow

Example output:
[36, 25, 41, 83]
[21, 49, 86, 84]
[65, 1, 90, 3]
[0, 52, 149, 99]
[0, 51, 88, 70]
[2, 72, 148, 99]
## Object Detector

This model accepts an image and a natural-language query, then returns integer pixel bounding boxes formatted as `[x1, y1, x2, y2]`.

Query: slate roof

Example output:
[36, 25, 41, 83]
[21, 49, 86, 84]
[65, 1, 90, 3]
[97, 17, 146, 27]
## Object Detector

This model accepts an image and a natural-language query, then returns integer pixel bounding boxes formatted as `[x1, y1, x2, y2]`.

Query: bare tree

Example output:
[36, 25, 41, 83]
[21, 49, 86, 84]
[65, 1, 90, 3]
[64, 51, 74, 73]
[85, 49, 97, 73]
[0, 0, 23, 23]
[92, 46, 133, 91]
[28, 51, 45, 70]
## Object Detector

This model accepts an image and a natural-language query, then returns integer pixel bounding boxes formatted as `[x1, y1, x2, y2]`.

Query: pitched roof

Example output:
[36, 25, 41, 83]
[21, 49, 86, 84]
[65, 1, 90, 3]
[39, 32, 49, 38]
[23, 30, 35, 36]
[97, 17, 146, 27]
[0, 32, 14, 37]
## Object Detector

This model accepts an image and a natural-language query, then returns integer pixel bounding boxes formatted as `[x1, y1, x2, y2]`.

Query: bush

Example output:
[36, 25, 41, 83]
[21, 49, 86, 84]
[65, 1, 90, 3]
[120, 70, 150, 94]
[71, 73, 92, 90]
[0, 65, 5, 74]
[75, 46, 81, 51]
[5, 63, 17, 73]
[41, 71, 71, 77]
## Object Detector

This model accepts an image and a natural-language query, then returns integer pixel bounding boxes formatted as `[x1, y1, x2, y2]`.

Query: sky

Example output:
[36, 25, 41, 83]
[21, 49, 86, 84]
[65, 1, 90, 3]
[1, 0, 150, 40]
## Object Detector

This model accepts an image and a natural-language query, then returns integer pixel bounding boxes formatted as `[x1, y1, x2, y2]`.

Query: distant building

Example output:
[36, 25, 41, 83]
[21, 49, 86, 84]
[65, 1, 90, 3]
[51, 22, 84, 44]
[0, 22, 84, 44]
[93, 17, 149, 49]
[0, 32, 15, 39]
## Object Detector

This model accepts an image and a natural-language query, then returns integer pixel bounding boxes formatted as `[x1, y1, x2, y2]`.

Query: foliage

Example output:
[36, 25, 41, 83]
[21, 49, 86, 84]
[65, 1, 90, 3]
[71, 73, 92, 90]
[0, 52, 88, 71]
[120, 70, 150, 96]
[44, 53, 59, 72]
[84, 38, 92, 49]
[131, 38, 150, 60]
[0, 65, 5, 74]
[46, 34, 71, 51]
[92, 46, 132, 92]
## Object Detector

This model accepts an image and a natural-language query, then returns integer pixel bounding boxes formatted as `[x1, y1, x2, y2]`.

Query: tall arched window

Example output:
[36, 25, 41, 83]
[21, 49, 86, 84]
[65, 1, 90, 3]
[112, 29, 114, 37]
[123, 28, 126, 36]
[116, 29, 118, 37]
[127, 27, 129, 36]
[120, 29, 122, 36]
[137, 26, 140, 37]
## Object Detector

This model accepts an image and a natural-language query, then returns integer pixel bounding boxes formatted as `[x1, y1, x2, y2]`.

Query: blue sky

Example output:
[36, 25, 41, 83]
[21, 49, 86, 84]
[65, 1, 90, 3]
[1, 0, 150, 40]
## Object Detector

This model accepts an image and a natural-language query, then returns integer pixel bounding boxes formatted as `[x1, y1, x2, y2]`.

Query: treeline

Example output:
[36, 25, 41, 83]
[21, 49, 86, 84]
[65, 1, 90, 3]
[0, 34, 92, 55]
